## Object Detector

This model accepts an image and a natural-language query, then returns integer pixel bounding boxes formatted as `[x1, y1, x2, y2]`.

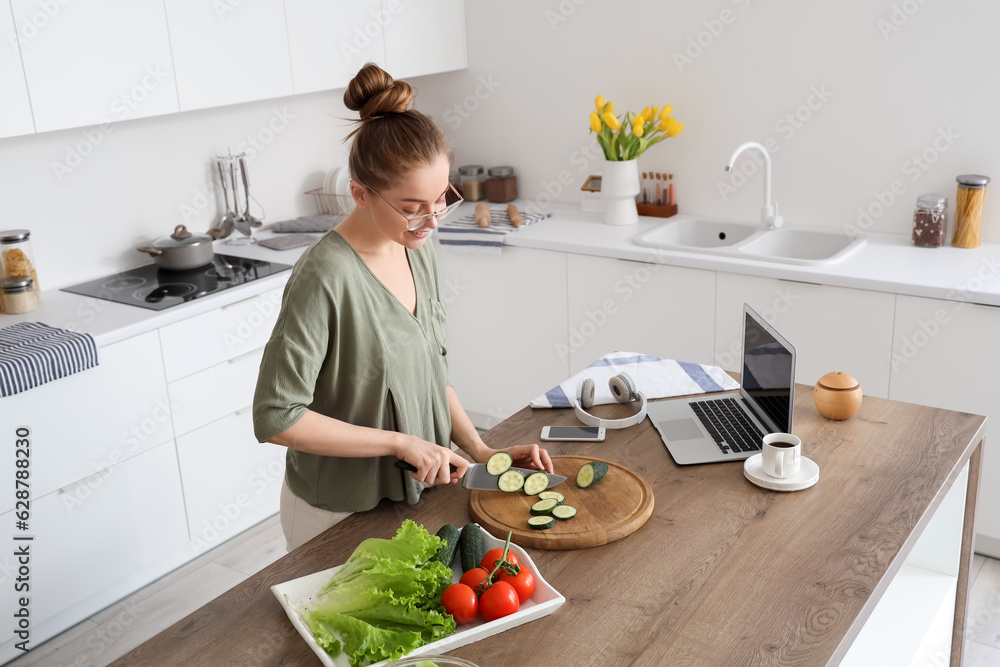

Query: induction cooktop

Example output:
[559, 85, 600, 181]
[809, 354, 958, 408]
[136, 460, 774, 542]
[61, 255, 292, 311]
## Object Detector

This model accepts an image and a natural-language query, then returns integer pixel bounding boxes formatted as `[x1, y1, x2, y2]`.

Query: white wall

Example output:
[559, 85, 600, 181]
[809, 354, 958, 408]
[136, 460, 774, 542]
[413, 0, 1000, 242]
[0, 90, 355, 289]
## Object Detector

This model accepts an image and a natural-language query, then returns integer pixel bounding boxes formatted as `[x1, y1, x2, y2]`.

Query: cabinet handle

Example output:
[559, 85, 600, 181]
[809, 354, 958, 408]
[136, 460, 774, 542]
[58, 468, 113, 496]
[228, 348, 263, 365]
[234, 404, 253, 416]
[778, 277, 822, 287]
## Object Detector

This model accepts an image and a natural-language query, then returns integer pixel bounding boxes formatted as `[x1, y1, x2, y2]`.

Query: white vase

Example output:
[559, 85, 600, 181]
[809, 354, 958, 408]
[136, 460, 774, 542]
[600, 158, 640, 225]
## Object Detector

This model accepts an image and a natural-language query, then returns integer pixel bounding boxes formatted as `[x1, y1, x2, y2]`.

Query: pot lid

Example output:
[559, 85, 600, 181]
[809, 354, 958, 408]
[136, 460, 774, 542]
[817, 371, 859, 390]
[154, 225, 213, 248]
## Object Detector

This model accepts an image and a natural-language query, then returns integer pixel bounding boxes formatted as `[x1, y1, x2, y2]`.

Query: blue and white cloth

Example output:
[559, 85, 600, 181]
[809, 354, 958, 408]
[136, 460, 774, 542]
[530, 351, 740, 409]
[435, 207, 549, 255]
[0, 322, 99, 398]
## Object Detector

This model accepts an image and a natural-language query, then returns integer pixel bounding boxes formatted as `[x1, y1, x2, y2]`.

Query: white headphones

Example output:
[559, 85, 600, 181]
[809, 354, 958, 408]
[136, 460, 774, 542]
[574, 372, 648, 430]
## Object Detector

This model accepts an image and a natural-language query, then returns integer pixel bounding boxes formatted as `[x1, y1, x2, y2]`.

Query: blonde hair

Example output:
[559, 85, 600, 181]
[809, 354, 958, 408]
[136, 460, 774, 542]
[343, 63, 451, 192]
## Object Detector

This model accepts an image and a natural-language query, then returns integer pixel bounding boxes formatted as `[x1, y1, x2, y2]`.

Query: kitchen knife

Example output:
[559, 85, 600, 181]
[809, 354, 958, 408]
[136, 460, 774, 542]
[393, 459, 566, 491]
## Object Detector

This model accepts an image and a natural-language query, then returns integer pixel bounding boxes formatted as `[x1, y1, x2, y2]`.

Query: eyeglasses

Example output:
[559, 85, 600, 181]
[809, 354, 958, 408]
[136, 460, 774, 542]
[359, 181, 464, 231]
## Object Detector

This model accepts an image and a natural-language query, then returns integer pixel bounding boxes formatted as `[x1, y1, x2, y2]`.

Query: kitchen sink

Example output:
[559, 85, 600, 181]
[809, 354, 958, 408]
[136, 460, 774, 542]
[736, 228, 864, 264]
[633, 216, 866, 265]
[633, 218, 758, 249]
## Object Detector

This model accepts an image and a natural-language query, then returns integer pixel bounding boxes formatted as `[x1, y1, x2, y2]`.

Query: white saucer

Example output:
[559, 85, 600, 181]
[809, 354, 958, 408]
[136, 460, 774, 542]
[744, 454, 820, 492]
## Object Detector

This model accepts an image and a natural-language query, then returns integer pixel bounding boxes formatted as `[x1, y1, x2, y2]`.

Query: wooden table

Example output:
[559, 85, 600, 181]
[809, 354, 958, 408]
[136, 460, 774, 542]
[110, 384, 985, 666]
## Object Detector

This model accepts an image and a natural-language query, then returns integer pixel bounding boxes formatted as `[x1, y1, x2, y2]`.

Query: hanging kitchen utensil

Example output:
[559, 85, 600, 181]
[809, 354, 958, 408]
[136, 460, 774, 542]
[239, 155, 262, 228]
[216, 160, 236, 239]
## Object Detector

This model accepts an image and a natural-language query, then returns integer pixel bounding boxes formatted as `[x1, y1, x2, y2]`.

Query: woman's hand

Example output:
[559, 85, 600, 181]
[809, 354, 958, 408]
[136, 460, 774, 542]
[487, 443, 554, 475]
[398, 435, 470, 485]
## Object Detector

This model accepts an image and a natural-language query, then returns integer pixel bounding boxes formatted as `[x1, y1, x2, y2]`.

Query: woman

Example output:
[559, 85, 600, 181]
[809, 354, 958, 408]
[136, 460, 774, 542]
[253, 63, 553, 551]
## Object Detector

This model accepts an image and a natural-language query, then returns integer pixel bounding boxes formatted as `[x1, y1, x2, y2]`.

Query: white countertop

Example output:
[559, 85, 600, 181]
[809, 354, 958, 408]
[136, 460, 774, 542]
[0, 233, 313, 348]
[5, 202, 999, 349]
[494, 202, 1000, 307]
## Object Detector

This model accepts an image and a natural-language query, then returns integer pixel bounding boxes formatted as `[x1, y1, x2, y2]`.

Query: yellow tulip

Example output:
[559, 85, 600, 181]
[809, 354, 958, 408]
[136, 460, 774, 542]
[652, 106, 660, 119]
[603, 111, 620, 130]
[605, 101, 614, 115]
[595, 95, 605, 112]
[590, 111, 602, 133]
[658, 105, 673, 121]
[658, 117, 674, 133]
[640, 106, 651, 122]
[667, 121, 684, 138]
[632, 119, 644, 137]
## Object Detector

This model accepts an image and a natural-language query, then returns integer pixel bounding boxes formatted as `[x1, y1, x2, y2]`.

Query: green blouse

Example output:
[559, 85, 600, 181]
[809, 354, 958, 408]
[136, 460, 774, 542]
[252, 230, 451, 512]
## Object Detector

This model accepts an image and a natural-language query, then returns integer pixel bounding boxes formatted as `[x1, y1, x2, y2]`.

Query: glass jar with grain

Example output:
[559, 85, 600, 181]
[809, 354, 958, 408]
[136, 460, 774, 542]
[485, 166, 518, 203]
[0, 229, 40, 301]
[458, 165, 485, 202]
[912, 194, 947, 247]
[0, 276, 37, 314]
[952, 174, 990, 248]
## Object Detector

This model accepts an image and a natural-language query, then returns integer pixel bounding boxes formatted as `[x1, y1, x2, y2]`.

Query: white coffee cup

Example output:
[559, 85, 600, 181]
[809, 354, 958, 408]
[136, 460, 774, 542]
[761, 433, 802, 479]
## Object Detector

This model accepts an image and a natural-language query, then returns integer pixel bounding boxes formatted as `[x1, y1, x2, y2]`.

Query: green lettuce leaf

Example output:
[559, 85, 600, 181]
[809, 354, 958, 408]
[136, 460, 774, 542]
[299, 520, 457, 667]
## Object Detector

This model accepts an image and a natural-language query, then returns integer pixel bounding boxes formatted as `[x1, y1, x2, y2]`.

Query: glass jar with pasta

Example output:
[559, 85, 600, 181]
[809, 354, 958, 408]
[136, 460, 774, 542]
[952, 175, 990, 248]
[0, 230, 40, 302]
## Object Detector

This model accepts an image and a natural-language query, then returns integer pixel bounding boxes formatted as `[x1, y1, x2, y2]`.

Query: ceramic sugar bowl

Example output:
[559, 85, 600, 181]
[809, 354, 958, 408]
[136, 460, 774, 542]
[814, 371, 863, 420]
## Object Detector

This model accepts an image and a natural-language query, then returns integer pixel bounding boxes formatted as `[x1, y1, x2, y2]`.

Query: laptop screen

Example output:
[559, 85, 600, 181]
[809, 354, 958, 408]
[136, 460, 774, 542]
[740, 306, 795, 433]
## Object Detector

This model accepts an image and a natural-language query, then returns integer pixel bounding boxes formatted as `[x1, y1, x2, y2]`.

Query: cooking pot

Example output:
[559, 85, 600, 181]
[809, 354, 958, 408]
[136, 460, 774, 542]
[137, 225, 220, 271]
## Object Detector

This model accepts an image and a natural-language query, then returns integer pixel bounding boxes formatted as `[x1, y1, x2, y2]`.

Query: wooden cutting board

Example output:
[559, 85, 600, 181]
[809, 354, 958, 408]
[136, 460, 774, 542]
[468, 455, 654, 550]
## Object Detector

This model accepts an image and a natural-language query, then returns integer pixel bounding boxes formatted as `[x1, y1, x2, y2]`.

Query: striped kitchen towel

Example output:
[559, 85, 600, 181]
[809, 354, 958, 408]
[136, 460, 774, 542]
[530, 351, 740, 409]
[435, 207, 550, 255]
[0, 322, 99, 398]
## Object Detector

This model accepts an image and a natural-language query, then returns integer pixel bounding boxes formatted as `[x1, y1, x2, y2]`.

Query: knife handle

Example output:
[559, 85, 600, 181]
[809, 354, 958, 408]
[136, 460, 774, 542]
[394, 459, 458, 474]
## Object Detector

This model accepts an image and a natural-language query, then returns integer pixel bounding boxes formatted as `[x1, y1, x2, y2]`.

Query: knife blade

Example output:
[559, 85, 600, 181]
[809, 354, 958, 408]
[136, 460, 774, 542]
[393, 460, 566, 491]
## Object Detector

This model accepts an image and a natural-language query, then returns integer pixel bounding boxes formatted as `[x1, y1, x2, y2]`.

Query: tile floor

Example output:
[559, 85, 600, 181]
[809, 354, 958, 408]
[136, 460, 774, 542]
[10, 515, 1000, 666]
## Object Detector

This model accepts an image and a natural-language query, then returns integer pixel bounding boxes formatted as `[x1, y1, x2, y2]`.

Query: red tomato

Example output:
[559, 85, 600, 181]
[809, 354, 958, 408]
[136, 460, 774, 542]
[498, 566, 535, 604]
[459, 567, 491, 594]
[479, 580, 519, 622]
[440, 583, 478, 624]
[480, 548, 520, 571]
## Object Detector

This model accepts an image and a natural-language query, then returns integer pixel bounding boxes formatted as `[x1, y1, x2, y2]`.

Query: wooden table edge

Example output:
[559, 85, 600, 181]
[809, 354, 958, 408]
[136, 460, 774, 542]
[828, 419, 987, 666]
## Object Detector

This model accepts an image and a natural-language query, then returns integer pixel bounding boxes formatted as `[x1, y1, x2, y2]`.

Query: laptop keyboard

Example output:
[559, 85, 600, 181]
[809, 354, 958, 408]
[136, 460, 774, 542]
[690, 398, 766, 455]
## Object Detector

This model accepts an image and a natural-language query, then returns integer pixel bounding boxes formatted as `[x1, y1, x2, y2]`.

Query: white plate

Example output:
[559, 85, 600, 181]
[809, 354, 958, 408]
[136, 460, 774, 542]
[744, 454, 820, 492]
[271, 525, 565, 667]
[322, 166, 340, 196]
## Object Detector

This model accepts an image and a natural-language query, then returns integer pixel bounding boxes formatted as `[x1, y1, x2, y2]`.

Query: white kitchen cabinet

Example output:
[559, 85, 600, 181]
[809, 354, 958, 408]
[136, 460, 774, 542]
[889, 294, 1000, 557]
[383, 0, 467, 79]
[11, 0, 178, 133]
[163, 0, 293, 111]
[565, 254, 716, 375]
[714, 272, 895, 398]
[159, 287, 282, 382]
[0, 3, 34, 138]
[285, 0, 387, 95]
[435, 244, 569, 429]
[0, 441, 188, 662]
[168, 346, 265, 438]
[0, 330, 173, 509]
[175, 408, 284, 550]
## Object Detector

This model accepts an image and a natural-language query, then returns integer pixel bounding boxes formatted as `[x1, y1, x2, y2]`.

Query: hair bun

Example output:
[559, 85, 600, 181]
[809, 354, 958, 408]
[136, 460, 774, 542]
[344, 62, 413, 120]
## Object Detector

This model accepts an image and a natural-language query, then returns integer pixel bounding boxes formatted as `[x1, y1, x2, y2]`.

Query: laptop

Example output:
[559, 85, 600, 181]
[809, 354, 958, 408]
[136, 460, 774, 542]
[648, 304, 796, 465]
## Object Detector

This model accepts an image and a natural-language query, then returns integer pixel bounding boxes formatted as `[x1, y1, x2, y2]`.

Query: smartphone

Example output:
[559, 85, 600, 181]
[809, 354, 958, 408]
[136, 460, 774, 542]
[540, 425, 606, 442]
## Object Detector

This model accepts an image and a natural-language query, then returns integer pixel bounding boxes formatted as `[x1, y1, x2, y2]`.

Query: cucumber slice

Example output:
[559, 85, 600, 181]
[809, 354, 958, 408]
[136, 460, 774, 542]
[551, 504, 578, 520]
[530, 498, 559, 515]
[538, 491, 565, 504]
[576, 461, 609, 488]
[459, 523, 485, 572]
[497, 469, 525, 492]
[528, 515, 556, 530]
[486, 451, 513, 475]
[523, 471, 550, 496]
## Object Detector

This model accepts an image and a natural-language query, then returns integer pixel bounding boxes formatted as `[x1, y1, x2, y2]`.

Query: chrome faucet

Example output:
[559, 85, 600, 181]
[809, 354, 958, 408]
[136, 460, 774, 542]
[725, 141, 783, 230]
